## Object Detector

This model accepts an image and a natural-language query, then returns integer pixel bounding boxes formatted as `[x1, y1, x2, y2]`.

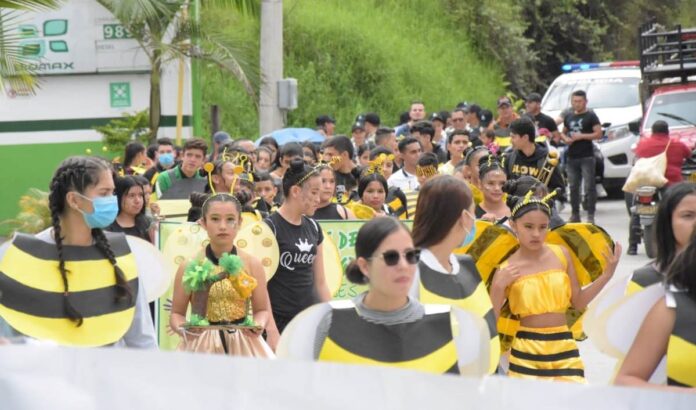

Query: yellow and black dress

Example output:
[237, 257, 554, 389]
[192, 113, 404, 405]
[179, 245, 273, 358]
[626, 263, 662, 295]
[0, 232, 145, 347]
[665, 289, 696, 387]
[415, 250, 500, 374]
[504, 244, 585, 383]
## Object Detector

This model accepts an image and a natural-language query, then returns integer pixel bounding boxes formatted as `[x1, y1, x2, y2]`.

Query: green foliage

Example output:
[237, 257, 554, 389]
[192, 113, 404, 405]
[0, 188, 50, 234]
[182, 258, 215, 293]
[94, 110, 151, 154]
[200, 0, 505, 139]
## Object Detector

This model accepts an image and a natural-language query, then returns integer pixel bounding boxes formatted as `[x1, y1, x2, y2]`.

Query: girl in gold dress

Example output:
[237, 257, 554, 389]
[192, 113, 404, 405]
[170, 193, 274, 357]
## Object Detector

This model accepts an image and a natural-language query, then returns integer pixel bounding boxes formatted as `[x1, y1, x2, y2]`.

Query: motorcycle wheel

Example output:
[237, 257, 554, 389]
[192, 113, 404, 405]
[644, 223, 657, 259]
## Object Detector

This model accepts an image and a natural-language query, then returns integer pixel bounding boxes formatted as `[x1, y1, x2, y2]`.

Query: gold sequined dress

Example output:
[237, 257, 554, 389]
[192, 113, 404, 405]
[179, 246, 274, 358]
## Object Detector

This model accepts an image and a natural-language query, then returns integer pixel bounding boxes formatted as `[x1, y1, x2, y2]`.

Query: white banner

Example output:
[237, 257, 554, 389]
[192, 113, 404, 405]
[0, 346, 693, 409]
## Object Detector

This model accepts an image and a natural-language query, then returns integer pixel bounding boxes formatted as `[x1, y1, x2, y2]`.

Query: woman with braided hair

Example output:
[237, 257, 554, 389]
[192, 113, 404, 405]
[0, 156, 156, 347]
[489, 190, 621, 382]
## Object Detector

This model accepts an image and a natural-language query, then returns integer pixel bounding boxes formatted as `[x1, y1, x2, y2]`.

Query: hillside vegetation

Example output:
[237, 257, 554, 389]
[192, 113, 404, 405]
[200, 0, 505, 138]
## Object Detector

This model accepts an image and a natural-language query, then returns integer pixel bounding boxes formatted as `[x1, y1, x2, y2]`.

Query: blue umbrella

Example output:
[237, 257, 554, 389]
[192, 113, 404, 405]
[256, 128, 326, 146]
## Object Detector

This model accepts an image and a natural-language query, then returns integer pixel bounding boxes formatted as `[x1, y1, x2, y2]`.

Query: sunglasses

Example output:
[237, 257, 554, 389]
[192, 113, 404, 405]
[371, 248, 421, 266]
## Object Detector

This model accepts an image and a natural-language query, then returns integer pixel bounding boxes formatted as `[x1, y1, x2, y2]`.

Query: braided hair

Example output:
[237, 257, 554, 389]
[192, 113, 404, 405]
[48, 156, 132, 326]
[478, 154, 505, 180]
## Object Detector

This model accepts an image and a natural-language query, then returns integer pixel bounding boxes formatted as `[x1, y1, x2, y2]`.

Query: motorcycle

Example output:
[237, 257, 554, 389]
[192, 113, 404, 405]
[630, 186, 660, 258]
[681, 149, 696, 183]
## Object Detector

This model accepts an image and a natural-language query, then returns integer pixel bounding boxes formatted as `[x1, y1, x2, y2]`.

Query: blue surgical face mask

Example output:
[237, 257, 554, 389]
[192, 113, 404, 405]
[159, 152, 174, 167]
[461, 211, 477, 247]
[76, 193, 119, 229]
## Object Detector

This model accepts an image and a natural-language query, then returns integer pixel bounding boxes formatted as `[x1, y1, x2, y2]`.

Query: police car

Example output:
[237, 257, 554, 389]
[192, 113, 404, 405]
[541, 62, 643, 193]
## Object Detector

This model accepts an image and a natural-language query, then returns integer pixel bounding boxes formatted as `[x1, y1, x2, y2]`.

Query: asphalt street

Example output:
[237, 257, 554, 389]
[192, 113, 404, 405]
[560, 198, 651, 385]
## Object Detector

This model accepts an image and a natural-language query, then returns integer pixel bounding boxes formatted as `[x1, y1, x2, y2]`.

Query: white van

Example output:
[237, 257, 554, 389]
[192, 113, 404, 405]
[541, 63, 642, 192]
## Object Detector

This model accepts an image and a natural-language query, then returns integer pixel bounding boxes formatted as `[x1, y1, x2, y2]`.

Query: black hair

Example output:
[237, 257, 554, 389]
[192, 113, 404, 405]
[503, 175, 547, 197]
[510, 117, 536, 143]
[652, 120, 669, 135]
[157, 137, 174, 147]
[417, 152, 439, 168]
[357, 143, 372, 159]
[666, 229, 696, 300]
[188, 192, 243, 222]
[478, 154, 506, 180]
[183, 138, 208, 154]
[464, 146, 490, 166]
[323, 135, 355, 160]
[124, 141, 146, 168]
[358, 172, 388, 199]
[399, 111, 410, 125]
[510, 198, 552, 221]
[259, 136, 280, 152]
[345, 217, 410, 284]
[132, 174, 150, 188]
[114, 176, 145, 216]
[448, 129, 470, 145]
[364, 112, 380, 126]
[275, 142, 303, 169]
[146, 143, 158, 161]
[369, 146, 395, 161]
[48, 156, 132, 326]
[375, 128, 395, 146]
[282, 158, 320, 197]
[411, 121, 435, 141]
[571, 89, 587, 99]
[398, 136, 420, 153]
[253, 170, 273, 183]
[302, 141, 319, 163]
[655, 183, 696, 272]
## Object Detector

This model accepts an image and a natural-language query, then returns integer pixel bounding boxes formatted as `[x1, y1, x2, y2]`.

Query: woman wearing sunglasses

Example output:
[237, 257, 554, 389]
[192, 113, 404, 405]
[276, 217, 493, 376]
[411, 175, 500, 374]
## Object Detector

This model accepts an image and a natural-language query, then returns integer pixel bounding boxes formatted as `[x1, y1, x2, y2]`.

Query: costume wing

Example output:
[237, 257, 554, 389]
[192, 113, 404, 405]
[161, 222, 209, 268]
[235, 220, 280, 281]
[321, 229, 343, 297]
[155, 199, 191, 218]
[127, 236, 173, 302]
[344, 202, 376, 220]
[583, 274, 632, 345]
[546, 222, 614, 286]
[454, 220, 518, 284]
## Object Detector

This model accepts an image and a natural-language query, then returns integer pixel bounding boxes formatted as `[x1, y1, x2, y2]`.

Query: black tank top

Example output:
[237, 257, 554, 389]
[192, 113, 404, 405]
[313, 203, 345, 220]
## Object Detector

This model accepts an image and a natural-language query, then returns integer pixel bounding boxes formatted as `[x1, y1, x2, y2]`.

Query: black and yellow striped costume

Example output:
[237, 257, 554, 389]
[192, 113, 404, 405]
[318, 305, 459, 374]
[626, 263, 661, 295]
[417, 256, 500, 374]
[504, 244, 585, 383]
[404, 189, 419, 219]
[667, 291, 696, 387]
[0, 233, 138, 347]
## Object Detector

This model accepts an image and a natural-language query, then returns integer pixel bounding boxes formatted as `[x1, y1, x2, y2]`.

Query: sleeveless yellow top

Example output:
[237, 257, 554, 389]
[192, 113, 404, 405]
[504, 244, 571, 317]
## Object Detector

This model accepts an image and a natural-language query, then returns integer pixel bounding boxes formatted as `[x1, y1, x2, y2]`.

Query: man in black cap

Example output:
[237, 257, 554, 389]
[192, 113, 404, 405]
[524, 92, 560, 145]
[364, 113, 380, 143]
[316, 115, 336, 138]
[429, 112, 447, 149]
[488, 96, 519, 139]
[351, 120, 367, 151]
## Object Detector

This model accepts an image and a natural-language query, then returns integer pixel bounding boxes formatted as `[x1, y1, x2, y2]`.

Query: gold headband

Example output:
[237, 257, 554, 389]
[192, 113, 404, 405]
[364, 153, 394, 177]
[416, 165, 438, 178]
[511, 189, 558, 218]
[296, 156, 339, 186]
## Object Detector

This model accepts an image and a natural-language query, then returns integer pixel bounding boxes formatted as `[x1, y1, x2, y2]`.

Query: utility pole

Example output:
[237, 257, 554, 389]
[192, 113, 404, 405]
[259, 0, 284, 136]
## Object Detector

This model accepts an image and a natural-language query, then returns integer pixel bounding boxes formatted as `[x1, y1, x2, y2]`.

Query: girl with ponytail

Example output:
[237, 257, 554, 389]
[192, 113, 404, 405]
[0, 156, 157, 348]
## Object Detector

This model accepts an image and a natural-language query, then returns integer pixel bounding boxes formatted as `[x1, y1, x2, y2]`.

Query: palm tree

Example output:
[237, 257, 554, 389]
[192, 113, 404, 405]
[96, 0, 260, 140]
[0, 0, 62, 94]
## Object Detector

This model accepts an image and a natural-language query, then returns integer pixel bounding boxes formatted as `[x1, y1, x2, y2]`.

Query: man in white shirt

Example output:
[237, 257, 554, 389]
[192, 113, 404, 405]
[387, 137, 422, 192]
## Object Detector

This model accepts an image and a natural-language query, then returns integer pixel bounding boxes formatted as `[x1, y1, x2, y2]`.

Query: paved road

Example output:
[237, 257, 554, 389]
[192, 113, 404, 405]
[559, 198, 651, 385]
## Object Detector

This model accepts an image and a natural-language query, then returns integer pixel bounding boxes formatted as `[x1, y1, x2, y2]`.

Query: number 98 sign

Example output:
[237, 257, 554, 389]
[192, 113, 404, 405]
[103, 24, 132, 40]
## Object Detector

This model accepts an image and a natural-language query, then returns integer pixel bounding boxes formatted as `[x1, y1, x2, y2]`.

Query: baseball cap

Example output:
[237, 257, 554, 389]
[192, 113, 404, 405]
[456, 101, 470, 111]
[364, 112, 381, 126]
[213, 131, 231, 144]
[525, 93, 542, 103]
[429, 112, 445, 123]
[497, 96, 512, 108]
[479, 109, 493, 127]
[468, 104, 482, 116]
[316, 115, 336, 126]
[352, 121, 366, 131]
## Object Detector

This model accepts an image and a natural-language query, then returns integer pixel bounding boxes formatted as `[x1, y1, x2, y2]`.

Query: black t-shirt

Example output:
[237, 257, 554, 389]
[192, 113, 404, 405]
[313, 203, 346, 220]
[564, 110, 601, 159]
[334, 169, 358, 200]
[531, 112, 558, 133]
[106, 218, 150, 242]
[264, 212, 325, 322]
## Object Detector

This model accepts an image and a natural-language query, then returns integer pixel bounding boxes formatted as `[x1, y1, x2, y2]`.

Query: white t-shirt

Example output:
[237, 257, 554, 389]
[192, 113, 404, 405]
[387, 168, 419, 192]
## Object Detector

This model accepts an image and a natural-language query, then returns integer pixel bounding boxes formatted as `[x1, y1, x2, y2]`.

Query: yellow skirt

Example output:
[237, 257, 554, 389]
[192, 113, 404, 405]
[180, 328, 275, 358]
[508, 325, 585, 383]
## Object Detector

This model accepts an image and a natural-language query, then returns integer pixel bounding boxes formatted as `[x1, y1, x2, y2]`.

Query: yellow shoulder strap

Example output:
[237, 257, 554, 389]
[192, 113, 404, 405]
[547, 244, 568, 270]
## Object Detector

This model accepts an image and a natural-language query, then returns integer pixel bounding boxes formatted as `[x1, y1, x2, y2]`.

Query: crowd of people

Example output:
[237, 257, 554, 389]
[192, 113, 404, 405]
[0, 94, 694, 394]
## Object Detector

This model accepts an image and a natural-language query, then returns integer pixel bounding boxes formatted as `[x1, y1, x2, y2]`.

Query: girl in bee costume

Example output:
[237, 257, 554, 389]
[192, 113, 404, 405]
[276, 217, 493, 377]
[0, 156, 156, 347]
[410, 175, 501, 374]
[488, 191, 621, 382]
